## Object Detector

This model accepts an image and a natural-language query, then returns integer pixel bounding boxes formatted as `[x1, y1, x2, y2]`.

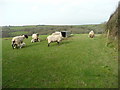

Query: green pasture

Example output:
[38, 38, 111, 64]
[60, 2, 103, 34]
[2, 34, 118, 88]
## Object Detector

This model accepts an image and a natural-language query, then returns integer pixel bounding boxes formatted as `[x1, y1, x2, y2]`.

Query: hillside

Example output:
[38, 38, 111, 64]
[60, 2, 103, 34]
[106, 3, 119, 44]
[2, 24, 105, 37]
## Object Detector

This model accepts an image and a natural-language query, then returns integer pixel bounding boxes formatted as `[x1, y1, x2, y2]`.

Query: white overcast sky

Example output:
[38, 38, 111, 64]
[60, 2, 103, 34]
[0, 0, 119, 26]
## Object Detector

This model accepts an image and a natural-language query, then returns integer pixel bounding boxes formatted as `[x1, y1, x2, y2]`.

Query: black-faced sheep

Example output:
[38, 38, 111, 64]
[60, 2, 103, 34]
[12, 35, 28, 49]
[31, 33, 40, 43]
[47, 32, 63, 47]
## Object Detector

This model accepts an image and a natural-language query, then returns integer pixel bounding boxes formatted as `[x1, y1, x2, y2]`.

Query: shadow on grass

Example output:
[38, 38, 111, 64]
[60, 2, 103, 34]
[62, 41, 71, 45]
[25, 42, 41, 48]
[25, 39, 71, 48]
[48, 40, 71, 47]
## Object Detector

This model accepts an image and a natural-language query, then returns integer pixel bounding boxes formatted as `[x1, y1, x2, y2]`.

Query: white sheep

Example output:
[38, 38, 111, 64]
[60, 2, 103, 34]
[12, 35, 28, 49]
[52, 32, 61, 35]
[20, 42, 26, 47]
[31, 33, 40, 43]
[88, 30, 95, 38]
[47, 32, 63, 47]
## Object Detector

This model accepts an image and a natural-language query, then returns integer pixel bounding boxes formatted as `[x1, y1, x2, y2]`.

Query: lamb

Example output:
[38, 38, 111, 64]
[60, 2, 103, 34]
[31, 33, 40, 43]
[47, 32, 63, 47]
[88, 30, 95, 38]
[20, 42, 26, 47]
[11, 35, 28, 49]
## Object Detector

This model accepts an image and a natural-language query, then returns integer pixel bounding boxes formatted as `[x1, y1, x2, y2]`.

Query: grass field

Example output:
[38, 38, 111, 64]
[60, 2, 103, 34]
[2, 34, 118, 88]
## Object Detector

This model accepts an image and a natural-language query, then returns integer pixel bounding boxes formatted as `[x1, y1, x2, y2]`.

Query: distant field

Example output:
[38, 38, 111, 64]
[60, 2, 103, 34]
[2, 24, 105, 37]
[10, 31, 28, 36]
[2, 34, 118, 88]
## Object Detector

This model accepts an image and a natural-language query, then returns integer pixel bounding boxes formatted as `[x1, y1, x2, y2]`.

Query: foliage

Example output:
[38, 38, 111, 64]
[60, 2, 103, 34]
[105, 4, 119, 43]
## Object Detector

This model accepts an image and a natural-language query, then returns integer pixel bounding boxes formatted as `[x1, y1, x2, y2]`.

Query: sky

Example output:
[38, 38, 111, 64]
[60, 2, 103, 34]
[0, 0, 119, 26]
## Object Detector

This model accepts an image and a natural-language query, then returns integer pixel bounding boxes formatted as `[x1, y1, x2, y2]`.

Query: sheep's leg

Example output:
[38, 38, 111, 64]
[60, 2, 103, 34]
[57, 41, 60, 45]
[20, 46, 22, 49]
[12, 41, 15, 49]
[48, 43, 50, 47]
[36, 38, 38, 42]
[38, 38, 40, 42]
[31, 39, 34, 43]
[15, 44, 18, 49]
[34, 39, 36, 42]
[19, 43, 23, 49]
[12, 44, 14, 49]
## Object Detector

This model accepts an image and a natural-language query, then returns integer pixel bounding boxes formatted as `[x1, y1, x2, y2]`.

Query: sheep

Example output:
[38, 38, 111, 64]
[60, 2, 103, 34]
[20, 42, 26, 47]
[11, 35, 28, 49]
[52, 31, 61, 35]
[88, 30, 95, 38]
[47, 32, 63, 47]
[31, 33, 40, 43]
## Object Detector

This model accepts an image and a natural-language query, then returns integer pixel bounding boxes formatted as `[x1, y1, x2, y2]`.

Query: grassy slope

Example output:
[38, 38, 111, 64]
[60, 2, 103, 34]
[2, 34, 118, 88]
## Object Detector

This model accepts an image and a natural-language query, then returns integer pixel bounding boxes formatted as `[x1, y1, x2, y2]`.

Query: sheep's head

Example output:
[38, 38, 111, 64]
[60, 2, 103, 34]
[36, 33, 39, 36]
[24, 35, 28, 38]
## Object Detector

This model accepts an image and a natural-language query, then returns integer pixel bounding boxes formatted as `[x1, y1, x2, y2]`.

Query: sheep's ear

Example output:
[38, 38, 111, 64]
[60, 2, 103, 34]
[37, 33, 39, 36]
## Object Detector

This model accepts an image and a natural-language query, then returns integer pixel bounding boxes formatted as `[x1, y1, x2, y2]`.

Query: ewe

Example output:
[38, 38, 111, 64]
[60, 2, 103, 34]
[47, 32, 63, 47]
[88, 30, 95, 38]
[12, 35, 28, 49]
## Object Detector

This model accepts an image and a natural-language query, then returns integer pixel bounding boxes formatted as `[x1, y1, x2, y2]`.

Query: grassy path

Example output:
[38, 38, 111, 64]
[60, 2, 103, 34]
[2, 34, 118, 88]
